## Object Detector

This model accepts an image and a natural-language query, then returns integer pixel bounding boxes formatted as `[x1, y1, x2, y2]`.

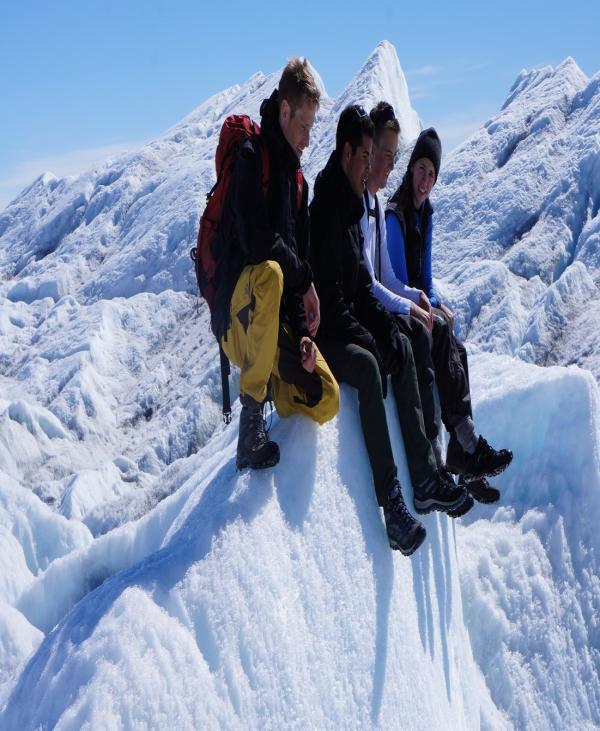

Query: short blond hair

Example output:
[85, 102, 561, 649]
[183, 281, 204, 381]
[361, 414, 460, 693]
[278, 58, 320, 114]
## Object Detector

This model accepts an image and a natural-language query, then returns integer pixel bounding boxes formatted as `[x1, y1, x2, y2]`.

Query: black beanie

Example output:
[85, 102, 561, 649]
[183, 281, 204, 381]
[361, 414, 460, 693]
[408, 127, 442, 181]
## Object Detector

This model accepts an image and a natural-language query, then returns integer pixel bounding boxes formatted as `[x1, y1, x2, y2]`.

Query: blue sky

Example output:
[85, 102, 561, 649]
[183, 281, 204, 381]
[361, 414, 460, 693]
[1, 0, 598, 208]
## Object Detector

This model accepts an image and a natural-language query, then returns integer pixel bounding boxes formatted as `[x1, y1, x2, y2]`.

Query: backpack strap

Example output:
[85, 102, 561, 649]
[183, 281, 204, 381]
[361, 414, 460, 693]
[374, 194, 382, 282]
[364, 190, 382, 281]
[296, 169, 304, 209]
[219, 343, 232, 424]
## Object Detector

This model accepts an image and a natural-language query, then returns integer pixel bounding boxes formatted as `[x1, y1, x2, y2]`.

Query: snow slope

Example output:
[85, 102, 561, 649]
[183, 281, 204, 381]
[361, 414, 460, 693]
[1, 390, 504, 730]
[2, 354, 599, 729]
[1, 42, 600, 729]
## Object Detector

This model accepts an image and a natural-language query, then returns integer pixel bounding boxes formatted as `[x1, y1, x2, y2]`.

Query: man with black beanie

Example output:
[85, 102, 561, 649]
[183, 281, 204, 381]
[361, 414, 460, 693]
[310, 105, 467, 555]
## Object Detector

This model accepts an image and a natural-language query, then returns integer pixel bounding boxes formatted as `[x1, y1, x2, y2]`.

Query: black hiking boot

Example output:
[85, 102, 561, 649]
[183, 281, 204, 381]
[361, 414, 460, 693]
[446, 494, 475, 519]
[236, 394, 280, 470]
[442, 469, 476, 518]
[440, 467, 475, 518]
[446, 474, 500, 517]
[460, 475, 501, 504]
[446, 434, 512, 480]
[413, 469, 468, 515]
[384, 481, 426, 555]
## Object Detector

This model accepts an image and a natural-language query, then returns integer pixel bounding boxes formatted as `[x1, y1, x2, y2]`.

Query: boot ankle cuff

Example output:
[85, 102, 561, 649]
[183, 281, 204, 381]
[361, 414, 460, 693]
[388, 481, 401, 501]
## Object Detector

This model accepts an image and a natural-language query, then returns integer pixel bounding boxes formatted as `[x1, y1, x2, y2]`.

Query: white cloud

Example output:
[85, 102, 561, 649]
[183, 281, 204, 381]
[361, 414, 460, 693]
[406, 64, 443, 78]
[405, 61, 493, 104]
[408, 85, 431, 101]
[0, 140, 146, 210]
[463, 61, 491, 74]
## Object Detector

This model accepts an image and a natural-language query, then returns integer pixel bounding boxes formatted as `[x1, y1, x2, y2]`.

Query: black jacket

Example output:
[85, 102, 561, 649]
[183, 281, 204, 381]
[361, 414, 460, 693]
[213, 90, 312, 340]
[309, 151, 399, 367]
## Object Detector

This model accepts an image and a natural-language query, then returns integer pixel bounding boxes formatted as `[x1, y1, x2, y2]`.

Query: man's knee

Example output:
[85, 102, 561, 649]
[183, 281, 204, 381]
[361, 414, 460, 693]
[252, 260, 284, 297]
[432, 314, 451, 346]
[411, 319, 433, 355]
[454, 337, 467, 359]
[351, 347, 382, 393]
[395, 332, 417, 370]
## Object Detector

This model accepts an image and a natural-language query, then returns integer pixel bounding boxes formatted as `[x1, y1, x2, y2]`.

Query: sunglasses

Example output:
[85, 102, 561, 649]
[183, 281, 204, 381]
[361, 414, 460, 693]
[377, 103, 396, 124]
[351, 104, 368, 122]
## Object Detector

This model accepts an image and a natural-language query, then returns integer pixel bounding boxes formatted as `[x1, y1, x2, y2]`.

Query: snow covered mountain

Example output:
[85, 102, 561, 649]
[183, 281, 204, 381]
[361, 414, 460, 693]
[0, 41, 417, 307]
[432, 58, 600, 380]
[1, 41, 600, 729]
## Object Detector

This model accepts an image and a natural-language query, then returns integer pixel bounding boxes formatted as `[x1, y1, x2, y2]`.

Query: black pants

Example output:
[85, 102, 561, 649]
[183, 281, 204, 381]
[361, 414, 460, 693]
[431, 310, 472, 430]
[453, 337, 471, 404]
[394, 312, 472, 440]
[318, 338, 436, 506]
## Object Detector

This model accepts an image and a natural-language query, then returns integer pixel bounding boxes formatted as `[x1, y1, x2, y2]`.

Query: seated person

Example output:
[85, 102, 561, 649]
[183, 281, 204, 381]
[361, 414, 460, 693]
[384, 126, 512, 491]
[214, 59, 339, 470]
[310, 105, 467, 555]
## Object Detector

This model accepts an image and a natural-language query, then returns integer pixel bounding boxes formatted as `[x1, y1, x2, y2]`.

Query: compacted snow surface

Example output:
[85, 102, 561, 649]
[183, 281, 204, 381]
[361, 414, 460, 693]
[1, 41, 599, 729]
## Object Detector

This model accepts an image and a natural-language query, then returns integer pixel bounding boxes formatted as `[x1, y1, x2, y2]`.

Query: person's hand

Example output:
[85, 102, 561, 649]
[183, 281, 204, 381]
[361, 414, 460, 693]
[300, 337, 317, 373]
[439, 303, 454, 329]
[417, 290, 431, 313]
[410, 301, 433, 332]
[303, 282, 320, 337]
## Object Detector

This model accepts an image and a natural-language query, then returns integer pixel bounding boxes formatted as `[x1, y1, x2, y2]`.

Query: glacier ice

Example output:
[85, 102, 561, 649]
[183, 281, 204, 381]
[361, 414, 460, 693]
[0, 41, 600, 729]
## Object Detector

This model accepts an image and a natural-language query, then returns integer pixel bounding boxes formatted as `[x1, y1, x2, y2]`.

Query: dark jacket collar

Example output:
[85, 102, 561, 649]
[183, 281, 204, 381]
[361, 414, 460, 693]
[412, 197, 434, 219]
[260, 90, 300, 176]
[313, 150, 364, 225]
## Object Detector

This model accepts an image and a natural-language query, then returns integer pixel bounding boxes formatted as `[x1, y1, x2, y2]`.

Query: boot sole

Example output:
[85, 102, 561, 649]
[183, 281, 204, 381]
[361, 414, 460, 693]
[413, 490, 468, 515]
[446, 455, 513, 481]
[236, 453, 280, 470]
[447, 495, 475, 519]
[389, 525, 427, 555]
[459, 477, 500, 504]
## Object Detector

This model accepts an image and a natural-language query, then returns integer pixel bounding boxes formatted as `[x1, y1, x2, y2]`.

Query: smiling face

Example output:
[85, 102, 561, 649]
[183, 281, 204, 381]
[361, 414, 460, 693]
[279, 96, 317, 160]
[411, 156, 436, 208]
[342, 134, 373, 197]
[368, 128, 399, 194]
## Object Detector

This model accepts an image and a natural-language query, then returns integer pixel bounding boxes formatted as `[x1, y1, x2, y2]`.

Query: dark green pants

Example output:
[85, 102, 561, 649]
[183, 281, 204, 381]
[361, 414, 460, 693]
[394, 311, 472, 441]
[318, 338, 436, 506]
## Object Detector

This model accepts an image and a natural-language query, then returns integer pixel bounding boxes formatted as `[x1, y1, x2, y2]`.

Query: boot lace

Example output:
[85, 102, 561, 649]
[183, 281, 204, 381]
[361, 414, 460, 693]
[387, 491, 416, 531]
[245, 406, 268, 449]
[439, 469, 460, 497]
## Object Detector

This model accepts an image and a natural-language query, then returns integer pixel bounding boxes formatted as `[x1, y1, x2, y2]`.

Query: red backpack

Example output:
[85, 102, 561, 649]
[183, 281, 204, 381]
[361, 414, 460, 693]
[191, 114, 269, 329]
